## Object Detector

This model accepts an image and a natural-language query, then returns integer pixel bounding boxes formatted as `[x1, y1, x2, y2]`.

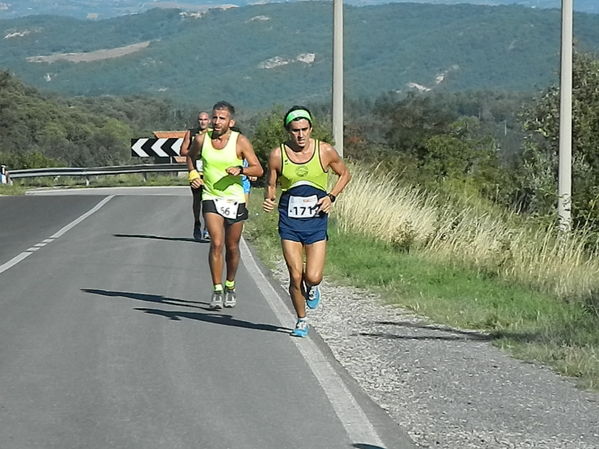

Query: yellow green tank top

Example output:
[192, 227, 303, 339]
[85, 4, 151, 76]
[280, 140, 328, 192]
[201, 131, 245, 202]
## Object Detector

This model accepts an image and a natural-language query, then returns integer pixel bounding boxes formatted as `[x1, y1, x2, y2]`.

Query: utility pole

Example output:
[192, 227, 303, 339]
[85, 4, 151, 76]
[332, 0, 344, 157]
[558, 0, 573, 231]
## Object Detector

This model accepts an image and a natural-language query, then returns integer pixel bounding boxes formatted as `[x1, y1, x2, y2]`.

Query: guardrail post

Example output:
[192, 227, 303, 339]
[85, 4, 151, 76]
[0, 165, 8, 184]
[85, 176, 90, 186]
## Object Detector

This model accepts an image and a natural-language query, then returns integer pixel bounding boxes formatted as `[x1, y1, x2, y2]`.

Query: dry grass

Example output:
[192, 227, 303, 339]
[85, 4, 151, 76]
[334, 167, 438, 249]
[334, 163, 599, 304]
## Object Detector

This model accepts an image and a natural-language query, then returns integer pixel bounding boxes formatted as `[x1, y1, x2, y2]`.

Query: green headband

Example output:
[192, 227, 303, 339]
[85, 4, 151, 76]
[285, 109, 312, 126]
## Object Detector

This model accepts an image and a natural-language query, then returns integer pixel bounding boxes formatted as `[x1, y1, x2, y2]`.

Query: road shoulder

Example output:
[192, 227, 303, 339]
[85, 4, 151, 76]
[262, 251, 599, 449]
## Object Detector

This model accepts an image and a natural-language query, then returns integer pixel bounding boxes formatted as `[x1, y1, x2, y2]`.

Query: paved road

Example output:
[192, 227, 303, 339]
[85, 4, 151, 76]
[0, 188, 414, 449]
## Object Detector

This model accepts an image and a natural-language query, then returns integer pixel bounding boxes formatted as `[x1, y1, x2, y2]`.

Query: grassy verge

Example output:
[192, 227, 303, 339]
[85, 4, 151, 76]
[245, 188, 599, 390]
[2, 173, 187, 193]
[0, 184, 27, 196]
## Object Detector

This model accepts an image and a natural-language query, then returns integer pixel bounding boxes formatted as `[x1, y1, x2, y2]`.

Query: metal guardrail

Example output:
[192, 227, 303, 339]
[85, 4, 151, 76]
[7, 163, 187, 184]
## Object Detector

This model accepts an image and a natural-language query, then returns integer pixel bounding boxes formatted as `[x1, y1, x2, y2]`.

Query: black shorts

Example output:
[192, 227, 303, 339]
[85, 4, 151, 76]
[202, 199, 248, 224]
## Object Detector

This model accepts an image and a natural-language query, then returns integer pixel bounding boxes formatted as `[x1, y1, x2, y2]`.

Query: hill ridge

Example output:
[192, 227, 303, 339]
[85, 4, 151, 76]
[1, 3, 599, 109]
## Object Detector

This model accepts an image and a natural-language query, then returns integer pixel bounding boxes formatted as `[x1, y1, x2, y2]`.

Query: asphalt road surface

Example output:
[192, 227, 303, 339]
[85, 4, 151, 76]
[0, 187, 414, 449]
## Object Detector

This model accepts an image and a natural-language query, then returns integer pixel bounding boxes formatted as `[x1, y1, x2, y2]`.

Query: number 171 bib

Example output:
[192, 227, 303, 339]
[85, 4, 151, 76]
[288, 195, 319, 218]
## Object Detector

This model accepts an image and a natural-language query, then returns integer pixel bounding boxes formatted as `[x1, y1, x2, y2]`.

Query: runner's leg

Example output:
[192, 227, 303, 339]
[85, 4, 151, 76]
[192, 187, 202, 224]
[204, 212, 225, 286]
[191, 187, 202, 240]
[224, 221, 244, 283]
[304, 240, 326, 289]
[281, 239, 307, 319]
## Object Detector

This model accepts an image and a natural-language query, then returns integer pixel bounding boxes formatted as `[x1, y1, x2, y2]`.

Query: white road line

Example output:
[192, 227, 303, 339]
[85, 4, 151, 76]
[240, 237, 386, 448]
[0, 196, 114, 275]
[0, 252, 33, 274]
[51, 196, 113, 239]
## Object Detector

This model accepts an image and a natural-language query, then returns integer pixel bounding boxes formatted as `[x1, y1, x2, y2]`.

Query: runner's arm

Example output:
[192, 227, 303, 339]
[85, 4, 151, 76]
[180, 130, 192, 157]
[317, 143, 351, 213]
[226, 135, 263, 178]
[263, 147, 281, 213]
[187, 134, 204, 188]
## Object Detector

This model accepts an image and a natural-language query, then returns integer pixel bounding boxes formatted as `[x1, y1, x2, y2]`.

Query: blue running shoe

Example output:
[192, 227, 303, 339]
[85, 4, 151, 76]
[291, 319, 309, 337]
[306, 285, 321, 310]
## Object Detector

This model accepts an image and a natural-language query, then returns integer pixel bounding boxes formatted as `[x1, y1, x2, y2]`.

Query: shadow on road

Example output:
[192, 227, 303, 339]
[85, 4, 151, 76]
[81, 288, 290, 334]
[135, 307, 290, 334]
[113, 233, 201, 243]
[82, 288, 207, 308]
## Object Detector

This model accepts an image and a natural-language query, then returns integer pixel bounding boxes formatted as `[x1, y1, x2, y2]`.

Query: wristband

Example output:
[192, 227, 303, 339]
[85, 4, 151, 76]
[188, 169, 201, 183]
[239, 165, 244, 175]
[327, 193, 336, 203]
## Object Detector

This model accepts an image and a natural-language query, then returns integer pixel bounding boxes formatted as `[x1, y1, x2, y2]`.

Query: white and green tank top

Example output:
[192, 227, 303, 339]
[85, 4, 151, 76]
[280, 140, 328, 193]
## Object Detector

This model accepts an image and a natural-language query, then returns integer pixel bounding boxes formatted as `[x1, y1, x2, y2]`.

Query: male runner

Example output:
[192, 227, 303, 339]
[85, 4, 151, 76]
[180, 111, 211, 241]
[187, 101, 263, 309]
[263, 106, 351, 336]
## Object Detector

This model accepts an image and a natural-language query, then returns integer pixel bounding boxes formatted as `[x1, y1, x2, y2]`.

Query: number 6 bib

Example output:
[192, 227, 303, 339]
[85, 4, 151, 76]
[288, 195, 319, 218]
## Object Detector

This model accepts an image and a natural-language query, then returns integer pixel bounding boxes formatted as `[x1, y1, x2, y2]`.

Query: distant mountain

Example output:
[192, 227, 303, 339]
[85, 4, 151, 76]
[1, 3, 599, 111]
[0, 0, 597, 19]
[353, 0, 598, 14]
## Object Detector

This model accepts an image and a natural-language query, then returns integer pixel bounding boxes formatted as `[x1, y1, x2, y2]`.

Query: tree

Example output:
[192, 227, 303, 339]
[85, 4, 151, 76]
[516, 51, 599, 229]
[0, 71, 189, 168]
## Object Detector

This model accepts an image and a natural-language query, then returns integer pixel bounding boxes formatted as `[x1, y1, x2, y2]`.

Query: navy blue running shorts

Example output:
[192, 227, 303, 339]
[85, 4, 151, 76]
[278, 220, 328, 244]
[278, 186, 328, 244]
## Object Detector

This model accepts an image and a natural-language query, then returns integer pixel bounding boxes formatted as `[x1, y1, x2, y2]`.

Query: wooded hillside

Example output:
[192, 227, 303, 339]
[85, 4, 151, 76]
[1, 3, 599, 110]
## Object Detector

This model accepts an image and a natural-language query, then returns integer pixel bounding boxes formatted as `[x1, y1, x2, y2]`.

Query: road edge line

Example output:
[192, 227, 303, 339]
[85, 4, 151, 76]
[240, 237, 386, 447]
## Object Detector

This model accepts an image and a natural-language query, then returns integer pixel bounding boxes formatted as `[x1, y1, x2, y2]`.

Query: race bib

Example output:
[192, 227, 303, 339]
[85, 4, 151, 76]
[214, 198, 239, 219]
[288, 195, 319, 218]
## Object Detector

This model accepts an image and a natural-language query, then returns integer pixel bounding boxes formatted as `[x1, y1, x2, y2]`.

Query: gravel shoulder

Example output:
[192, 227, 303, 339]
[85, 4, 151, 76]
[269, 263, 599, 449]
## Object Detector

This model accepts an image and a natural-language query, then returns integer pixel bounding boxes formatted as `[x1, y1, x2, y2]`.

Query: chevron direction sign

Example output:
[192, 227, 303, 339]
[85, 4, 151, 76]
[131, 138, 183, 157]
